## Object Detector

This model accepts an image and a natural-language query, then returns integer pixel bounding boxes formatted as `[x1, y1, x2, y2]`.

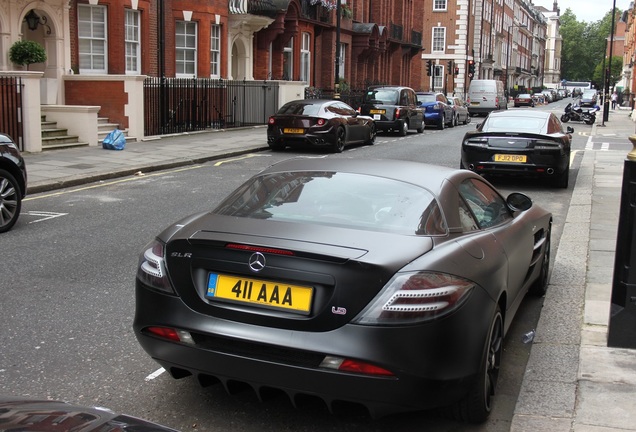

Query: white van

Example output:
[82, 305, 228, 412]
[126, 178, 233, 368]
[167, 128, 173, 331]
[467, 80, 507, 116]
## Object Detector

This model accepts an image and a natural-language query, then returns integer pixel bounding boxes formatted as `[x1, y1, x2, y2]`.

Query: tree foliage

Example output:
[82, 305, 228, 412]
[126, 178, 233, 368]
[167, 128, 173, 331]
[559, 7, 623, 88]
[592, 56, 623, 86]
[9, 40, 46, 70]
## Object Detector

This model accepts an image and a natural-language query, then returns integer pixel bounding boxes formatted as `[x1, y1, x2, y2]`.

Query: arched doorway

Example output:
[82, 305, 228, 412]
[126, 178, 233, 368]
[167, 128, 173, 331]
[231, 37, 249, 80]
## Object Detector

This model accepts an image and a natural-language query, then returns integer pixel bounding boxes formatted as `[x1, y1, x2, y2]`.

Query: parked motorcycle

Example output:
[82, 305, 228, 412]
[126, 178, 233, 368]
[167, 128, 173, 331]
[561, 102, 599, 125]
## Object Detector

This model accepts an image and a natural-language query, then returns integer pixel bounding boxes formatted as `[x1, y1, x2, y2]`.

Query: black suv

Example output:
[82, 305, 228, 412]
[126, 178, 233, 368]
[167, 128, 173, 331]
[0, 133, 27, 233]
[359, 86, 424, 136]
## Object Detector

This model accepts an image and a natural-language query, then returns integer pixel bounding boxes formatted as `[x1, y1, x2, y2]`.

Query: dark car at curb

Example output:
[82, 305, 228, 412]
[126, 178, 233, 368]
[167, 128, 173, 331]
[358, 86, 424, 135]
[0, 397, 179, 431]
[0, 132, 27, 233]
[133, 157, 552, 424]
[416, 91, 455, 129]
[267, 99, 376, 153]
[461, 110, 573, 188]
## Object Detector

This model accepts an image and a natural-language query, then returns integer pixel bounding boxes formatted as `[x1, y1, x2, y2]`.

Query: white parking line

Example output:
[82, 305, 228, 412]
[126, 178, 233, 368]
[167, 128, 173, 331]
[145, 367, 165, 381]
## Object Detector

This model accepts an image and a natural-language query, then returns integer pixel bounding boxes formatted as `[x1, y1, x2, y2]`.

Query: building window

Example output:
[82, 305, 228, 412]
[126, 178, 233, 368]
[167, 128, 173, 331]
[283, 38, 293, 80]
[176, 21, 197, 78]
[300, 32, 311, 83]
[125, 9, 140, 74]
[210, 24, 221, 78]
[434, 65, 444, 89]
[338, 43, 346, 80]
[78, 5, 107, 74]
[433, 0, 447, 11]
[432, 27, 446, 53]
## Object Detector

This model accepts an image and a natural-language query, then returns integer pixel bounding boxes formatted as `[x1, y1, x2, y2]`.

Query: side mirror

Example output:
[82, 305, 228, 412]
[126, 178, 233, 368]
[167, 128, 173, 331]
[566, 126, 574, 134]
[507, 192, 533, 212]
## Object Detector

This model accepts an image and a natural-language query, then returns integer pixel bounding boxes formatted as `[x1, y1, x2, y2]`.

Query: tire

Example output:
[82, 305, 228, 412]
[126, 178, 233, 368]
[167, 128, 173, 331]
[398, 120, 408, 136]
[465, 114, 471, 125]
[416, 119, 424, 133]
[584, 115, 595, 125]
[438, 115, 445, 130]
[0, 169, 22, 233]
[448, 305, 503, 423]
[449, 114, 456, 128]
[560, 114, 570, 123]
[365, 123, 376, 145]
[554, 165, 569, 188]
[333, 127, 346, 153]
[529, 225, 551, 296]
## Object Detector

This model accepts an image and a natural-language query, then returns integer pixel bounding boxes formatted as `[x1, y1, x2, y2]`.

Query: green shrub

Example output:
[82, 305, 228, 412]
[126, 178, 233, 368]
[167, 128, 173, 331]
[9, 40, 47, 70]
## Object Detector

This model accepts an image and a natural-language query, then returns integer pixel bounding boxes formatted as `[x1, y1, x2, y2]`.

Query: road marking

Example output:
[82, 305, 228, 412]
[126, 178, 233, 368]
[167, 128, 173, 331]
[145, 367, 165, 381]
[601, 142, 610, 151]
[24, 211, 68, 223]
[214, 153, 268, 166]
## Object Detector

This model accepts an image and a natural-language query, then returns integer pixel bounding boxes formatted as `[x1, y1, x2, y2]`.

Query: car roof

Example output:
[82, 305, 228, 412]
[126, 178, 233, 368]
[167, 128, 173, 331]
[486, 110, 551, 120]
[261, 157, 470, 196]
[367, 85, 411, 91]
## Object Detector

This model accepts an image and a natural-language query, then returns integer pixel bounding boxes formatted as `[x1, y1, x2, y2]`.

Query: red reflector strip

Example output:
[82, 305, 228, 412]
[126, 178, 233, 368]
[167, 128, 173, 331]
[339, 359, 394, 376]
[146, 327, 180, 342]
[225, 243, 294, 256]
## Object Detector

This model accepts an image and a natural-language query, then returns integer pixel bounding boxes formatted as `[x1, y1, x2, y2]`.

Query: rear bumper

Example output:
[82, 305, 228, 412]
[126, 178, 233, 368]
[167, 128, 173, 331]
[133, 280, 495, 415]
[461, 148, 569, 176]
[373, 120, 403, 132]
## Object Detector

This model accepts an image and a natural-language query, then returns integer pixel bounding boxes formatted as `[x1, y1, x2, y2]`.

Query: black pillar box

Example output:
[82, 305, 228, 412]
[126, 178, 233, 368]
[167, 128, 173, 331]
[608, 152, 636, 348]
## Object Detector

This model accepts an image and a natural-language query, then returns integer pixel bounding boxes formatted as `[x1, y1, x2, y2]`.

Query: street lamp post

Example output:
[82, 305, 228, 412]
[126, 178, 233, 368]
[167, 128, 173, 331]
[334, 0, 342, 99]
[506, 24, 527, 98]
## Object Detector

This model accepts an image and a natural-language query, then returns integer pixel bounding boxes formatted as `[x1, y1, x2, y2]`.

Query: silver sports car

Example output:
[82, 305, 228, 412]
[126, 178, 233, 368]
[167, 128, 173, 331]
[133, 158, 552, 423]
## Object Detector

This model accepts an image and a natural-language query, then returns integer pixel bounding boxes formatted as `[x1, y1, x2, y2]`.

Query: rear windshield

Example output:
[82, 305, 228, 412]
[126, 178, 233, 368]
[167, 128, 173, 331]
[416, 94, 436, 103]
[363, 89, 399, 105]
[470, 82, 496, 92]
[214, 171, 446, 236]
[482, 116, 548, 133]
[277, 101, 322, 116]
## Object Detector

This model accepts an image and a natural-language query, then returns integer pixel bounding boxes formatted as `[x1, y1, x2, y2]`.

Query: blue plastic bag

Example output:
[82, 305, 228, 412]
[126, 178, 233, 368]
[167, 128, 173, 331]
[102, 129, 126, 150]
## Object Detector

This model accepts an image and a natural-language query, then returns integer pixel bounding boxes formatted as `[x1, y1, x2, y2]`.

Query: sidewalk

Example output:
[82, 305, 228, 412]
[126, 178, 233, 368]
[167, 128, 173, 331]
[21, 111, 636, 431]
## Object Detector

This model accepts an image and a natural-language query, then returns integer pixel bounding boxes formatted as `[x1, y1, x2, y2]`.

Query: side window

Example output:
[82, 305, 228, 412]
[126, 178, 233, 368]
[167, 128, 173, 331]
[336, 102, 356, 115]
[400, 90, 409, 106]
[458, 179, 512, 229]
[458, 198, 479, 232]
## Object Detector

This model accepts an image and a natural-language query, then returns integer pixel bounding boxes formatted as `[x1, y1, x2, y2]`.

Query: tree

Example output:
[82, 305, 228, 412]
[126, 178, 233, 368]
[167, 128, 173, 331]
[593, 56, 623, 88]
[9, 40, 46, 71]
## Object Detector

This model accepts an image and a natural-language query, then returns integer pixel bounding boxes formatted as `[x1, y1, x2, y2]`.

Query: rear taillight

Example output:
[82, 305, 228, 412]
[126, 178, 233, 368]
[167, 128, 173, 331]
[320, 356, 394, 376]
[352, 271, 474, 325]
[145, 326, 195, 344]
[137, 239, 175, 294]
[268, 117, 275, 124]
[395, 109, 401, 119]
[317, 118, 326, 126]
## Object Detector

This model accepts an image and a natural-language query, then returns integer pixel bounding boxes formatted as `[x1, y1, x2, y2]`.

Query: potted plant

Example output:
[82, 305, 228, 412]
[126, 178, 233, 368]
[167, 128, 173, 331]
[341, 4, 353, 19]
[9, 40, 47, 71]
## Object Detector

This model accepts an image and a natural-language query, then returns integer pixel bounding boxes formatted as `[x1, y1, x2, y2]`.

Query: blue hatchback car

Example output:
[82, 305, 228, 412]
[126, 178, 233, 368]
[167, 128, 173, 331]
[416, 92, 455, 130]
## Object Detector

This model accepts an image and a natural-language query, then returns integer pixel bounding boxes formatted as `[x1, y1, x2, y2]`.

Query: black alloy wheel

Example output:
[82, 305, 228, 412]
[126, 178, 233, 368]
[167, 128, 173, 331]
[0, 169, 22, 233]
[438, 115, 445, 130]
[365, 123, 377, 145]
[333, 127, 346, 153]
[398, 120, 408, 136]
[448, 305, 503, 423]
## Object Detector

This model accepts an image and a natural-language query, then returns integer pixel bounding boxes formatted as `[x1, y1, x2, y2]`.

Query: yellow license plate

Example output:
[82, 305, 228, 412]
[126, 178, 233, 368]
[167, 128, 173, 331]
[369, 109, 385, 114]
[494, 154, 527, 163]
[283, 128, 304, 134]
[206, 273, 313, 314]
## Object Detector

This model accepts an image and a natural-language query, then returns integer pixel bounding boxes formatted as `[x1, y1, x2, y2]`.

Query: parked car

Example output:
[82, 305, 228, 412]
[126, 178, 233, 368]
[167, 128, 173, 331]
[0, 397, 179, 431]
[358, 86, 425, 135]
[416, 91, 455, 129]
[448, 96, 471, 125]
[513, 93, 535, 107]
[541, 90, 554, 103]
[267, 99, 375, 153]
[0, 132, 27, 233]
[461, 110, 573, 188]
[133, 157, 553, 424]
[580, 89, 599, 107]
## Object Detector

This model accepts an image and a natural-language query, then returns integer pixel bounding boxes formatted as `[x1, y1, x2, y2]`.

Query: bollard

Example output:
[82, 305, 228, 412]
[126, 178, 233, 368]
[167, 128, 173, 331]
[607, 135, 636, 348]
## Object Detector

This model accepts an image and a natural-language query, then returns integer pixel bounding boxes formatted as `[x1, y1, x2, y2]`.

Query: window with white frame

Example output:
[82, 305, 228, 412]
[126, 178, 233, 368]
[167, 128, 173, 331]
[176, 21, 197, 77]
[125, 9, 140, 74]
[433, 65, 444, 89]
[210, 24, 221, 78]
[433, 0, 447, 11]
[432, 27, 445, 53]
[78, 5, 107, 73]
[300, 32, 311, 83]
[283, 38, 293, 80]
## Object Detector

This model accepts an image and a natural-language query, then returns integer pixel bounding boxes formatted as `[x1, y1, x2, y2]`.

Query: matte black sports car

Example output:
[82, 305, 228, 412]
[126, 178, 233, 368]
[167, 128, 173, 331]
[267, 99, 375, 153]
[0, 132, 27, 233]
[461, 110, 573, 188]
[133, 158, 552, 423]
[0, 396, 179, 431]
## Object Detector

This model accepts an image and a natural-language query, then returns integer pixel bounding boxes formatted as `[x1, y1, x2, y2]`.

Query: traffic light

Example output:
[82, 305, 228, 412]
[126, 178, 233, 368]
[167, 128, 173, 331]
[454, 66, 459, 76]
[426, 60, 433, 76]
[447, 60, 454, 74]
[468, 60, 475, 79]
